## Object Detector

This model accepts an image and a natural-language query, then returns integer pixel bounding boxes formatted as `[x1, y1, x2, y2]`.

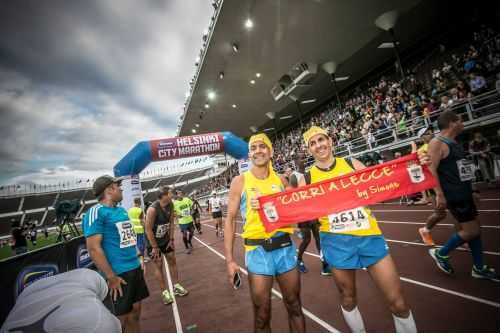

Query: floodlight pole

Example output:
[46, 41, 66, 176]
[389, 28, 405, 81]
[331, 73, 342, 109]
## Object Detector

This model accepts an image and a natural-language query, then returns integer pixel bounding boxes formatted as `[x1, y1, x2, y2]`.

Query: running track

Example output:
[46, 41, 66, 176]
[139, 188, 500, 332]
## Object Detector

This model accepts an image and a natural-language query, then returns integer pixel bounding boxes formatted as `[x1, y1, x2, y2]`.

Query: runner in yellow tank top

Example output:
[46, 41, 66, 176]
[300, 126, 418, 333]
[224, 133, 305, 333]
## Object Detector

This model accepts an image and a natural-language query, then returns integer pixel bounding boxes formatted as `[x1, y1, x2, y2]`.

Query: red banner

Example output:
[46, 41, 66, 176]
[257, 153, 436, 233]
[150, 133, 224, 161]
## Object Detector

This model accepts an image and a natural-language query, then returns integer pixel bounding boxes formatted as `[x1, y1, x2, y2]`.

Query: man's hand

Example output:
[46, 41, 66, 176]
[250, 191, 261, 210]
[436, 192, 447, 210]
[107, 275, 127, 302]
[226, 260, 241, 286]
[417, 150, 431, 166]
[151, 247, 161, 260]
[139, 256, 146, 274]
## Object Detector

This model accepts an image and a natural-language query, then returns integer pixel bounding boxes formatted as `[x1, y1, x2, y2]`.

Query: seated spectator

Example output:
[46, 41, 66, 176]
[469, 72, 487, 95]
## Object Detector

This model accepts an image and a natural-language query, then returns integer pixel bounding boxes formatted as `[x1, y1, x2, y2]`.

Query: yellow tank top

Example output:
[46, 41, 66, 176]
[128, 206, 144, 234]
[241, 169, 293, 251]
[309, 158, 381, 236]
[417, 143, 428, 153]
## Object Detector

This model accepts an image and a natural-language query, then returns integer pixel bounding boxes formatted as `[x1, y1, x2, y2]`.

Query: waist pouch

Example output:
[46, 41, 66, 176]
[244, 233, 292, 252]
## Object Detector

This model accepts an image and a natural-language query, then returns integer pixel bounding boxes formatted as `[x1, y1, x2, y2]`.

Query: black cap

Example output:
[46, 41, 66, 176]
[93, 175, 123, 197]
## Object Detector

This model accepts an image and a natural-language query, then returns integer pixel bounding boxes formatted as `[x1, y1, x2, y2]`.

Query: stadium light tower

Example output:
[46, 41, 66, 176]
[375, 10, 405, 81]
[322, 61, 342, 109]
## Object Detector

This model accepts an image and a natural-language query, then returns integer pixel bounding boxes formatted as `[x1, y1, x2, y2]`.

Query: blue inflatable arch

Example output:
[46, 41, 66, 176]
[114, 131, 248, 177]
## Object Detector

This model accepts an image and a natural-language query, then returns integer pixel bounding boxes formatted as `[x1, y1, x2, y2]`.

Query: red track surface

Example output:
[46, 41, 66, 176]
[140, 189, 500, 332]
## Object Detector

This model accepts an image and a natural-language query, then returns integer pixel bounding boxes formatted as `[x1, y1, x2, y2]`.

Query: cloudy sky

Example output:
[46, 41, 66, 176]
[0, 0, 213, 186]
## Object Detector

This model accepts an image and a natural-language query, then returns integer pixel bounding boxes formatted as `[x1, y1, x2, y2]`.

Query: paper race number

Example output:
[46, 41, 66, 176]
[328, 208, 370, 233]
[116, 221, 137, 248]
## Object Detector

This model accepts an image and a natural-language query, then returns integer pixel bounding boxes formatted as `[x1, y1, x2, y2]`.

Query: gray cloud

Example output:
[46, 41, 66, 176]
[0, 0, 213, 184]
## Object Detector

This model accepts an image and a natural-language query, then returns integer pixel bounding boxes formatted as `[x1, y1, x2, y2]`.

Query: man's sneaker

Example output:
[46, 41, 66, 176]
[429, 248, 454, 274]
[321, 264, 332, 276]
[472, 265, 500, 282]
[162, 290, 173, 305]
[186, 247, 192, 254]
[297, 260, 308, 273]
[418, 227, 435, 246]
[173, 283, 189, 296]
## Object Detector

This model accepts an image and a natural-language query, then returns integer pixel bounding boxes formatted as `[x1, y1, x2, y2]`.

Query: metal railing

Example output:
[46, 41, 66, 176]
[275, 89, 500, 172]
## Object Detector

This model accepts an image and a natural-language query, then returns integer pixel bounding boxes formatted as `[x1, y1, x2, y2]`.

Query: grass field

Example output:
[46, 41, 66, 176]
[0, 226, 83, 261]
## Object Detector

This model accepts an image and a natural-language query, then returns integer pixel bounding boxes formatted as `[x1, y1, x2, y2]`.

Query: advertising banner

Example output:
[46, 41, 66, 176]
[120, 174, 143, 211]
[257, 153, 436, 232]
[150, 133, 225, 161]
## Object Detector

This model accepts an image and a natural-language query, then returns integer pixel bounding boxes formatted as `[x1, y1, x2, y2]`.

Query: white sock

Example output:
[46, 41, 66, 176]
[341, 306, 366, 333]
[393, 311, 417, 333]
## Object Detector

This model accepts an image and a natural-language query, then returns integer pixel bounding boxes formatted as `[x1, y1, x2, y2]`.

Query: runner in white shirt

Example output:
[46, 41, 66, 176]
[209, 191, 224, 237]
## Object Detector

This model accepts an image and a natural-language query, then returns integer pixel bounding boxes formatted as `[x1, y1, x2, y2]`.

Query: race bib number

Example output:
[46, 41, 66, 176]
[457, 159, 475, 182]
[181, 208, 191, 217]
[115, 221, 137, 248]
[155, 224, 168, 238]
[328, 208, 370, 233]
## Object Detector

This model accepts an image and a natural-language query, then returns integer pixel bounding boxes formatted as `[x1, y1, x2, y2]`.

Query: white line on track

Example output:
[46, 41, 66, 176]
[201, 221, 500, 308]
[193, 235, 341, 333]
[372, 209, 500, 212]
[163, 256, 183, 333]
[301, 251, 500, 308]
[385, 238, 500, 256]
[378, 220, 500, 229]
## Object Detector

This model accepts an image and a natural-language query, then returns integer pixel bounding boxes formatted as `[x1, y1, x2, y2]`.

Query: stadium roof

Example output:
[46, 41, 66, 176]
[179, 0, 452, 138]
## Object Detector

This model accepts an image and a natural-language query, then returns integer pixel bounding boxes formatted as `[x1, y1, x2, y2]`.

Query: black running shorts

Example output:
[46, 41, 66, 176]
[110, 267, 149, 316]
[212, 211, 223, 219]
[447, 199, 478, 223]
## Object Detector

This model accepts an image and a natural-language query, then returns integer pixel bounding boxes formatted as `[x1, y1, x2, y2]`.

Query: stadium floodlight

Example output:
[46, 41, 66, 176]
[232, 104, 237, 108]
[374, 10, 399, 31]
[232, 43, 239, 53]
[250, 79, 256, 85]
[204, 103, 210, 109]
[378, 42, 395, 49]
[249, 126, 257, 133]
[321, 61, 343, 109]
[192, 129, 197, 133]
[219, 71, 224, 79]
[256, 73, 261, 78]
[207, 90, 216, 100]
[244, 18, 254, 29]
[263, 127, 275, 132]
[300, 98, 316, 104]
[375, 10, 404, 80]
[265, 112, 275, 119]
[280, 115, 293, 120]
[195, 123, 200, 128]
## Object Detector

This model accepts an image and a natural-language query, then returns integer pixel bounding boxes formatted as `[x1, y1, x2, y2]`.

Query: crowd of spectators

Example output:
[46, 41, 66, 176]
[196, 163, 238, 195]
[271, 25, 499, 171]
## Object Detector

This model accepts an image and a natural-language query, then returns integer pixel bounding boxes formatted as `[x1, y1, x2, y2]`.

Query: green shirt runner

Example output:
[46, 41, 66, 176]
[174, 197, 194, 224]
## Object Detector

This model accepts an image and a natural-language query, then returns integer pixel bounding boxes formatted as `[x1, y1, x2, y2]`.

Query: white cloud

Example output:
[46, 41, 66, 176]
[0, 0, 214, 185]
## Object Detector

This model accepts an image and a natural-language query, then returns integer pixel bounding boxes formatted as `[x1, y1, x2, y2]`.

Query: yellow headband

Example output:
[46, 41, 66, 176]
[303, 126, 329, 146]
[248, 133, 273, 150]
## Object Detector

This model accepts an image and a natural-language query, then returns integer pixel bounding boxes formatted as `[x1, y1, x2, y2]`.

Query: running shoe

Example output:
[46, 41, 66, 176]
[173, 283, 189, 296]
[298, 260, 308, 273]
[186, 247, 192, 254]
[162, 290, 173, 305]
[429, 248, 454, 274]
[418, 227, 435, 246]
[471, 265, 500, 282]
[321, 265, 332, 276]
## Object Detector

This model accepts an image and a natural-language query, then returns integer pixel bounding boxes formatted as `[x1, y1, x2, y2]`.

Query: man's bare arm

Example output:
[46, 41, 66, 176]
[427, 139, 445, 195]
[86, 235, 115, 279]
[145, 207, 158, 248]
[224, 175, 243, 263]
